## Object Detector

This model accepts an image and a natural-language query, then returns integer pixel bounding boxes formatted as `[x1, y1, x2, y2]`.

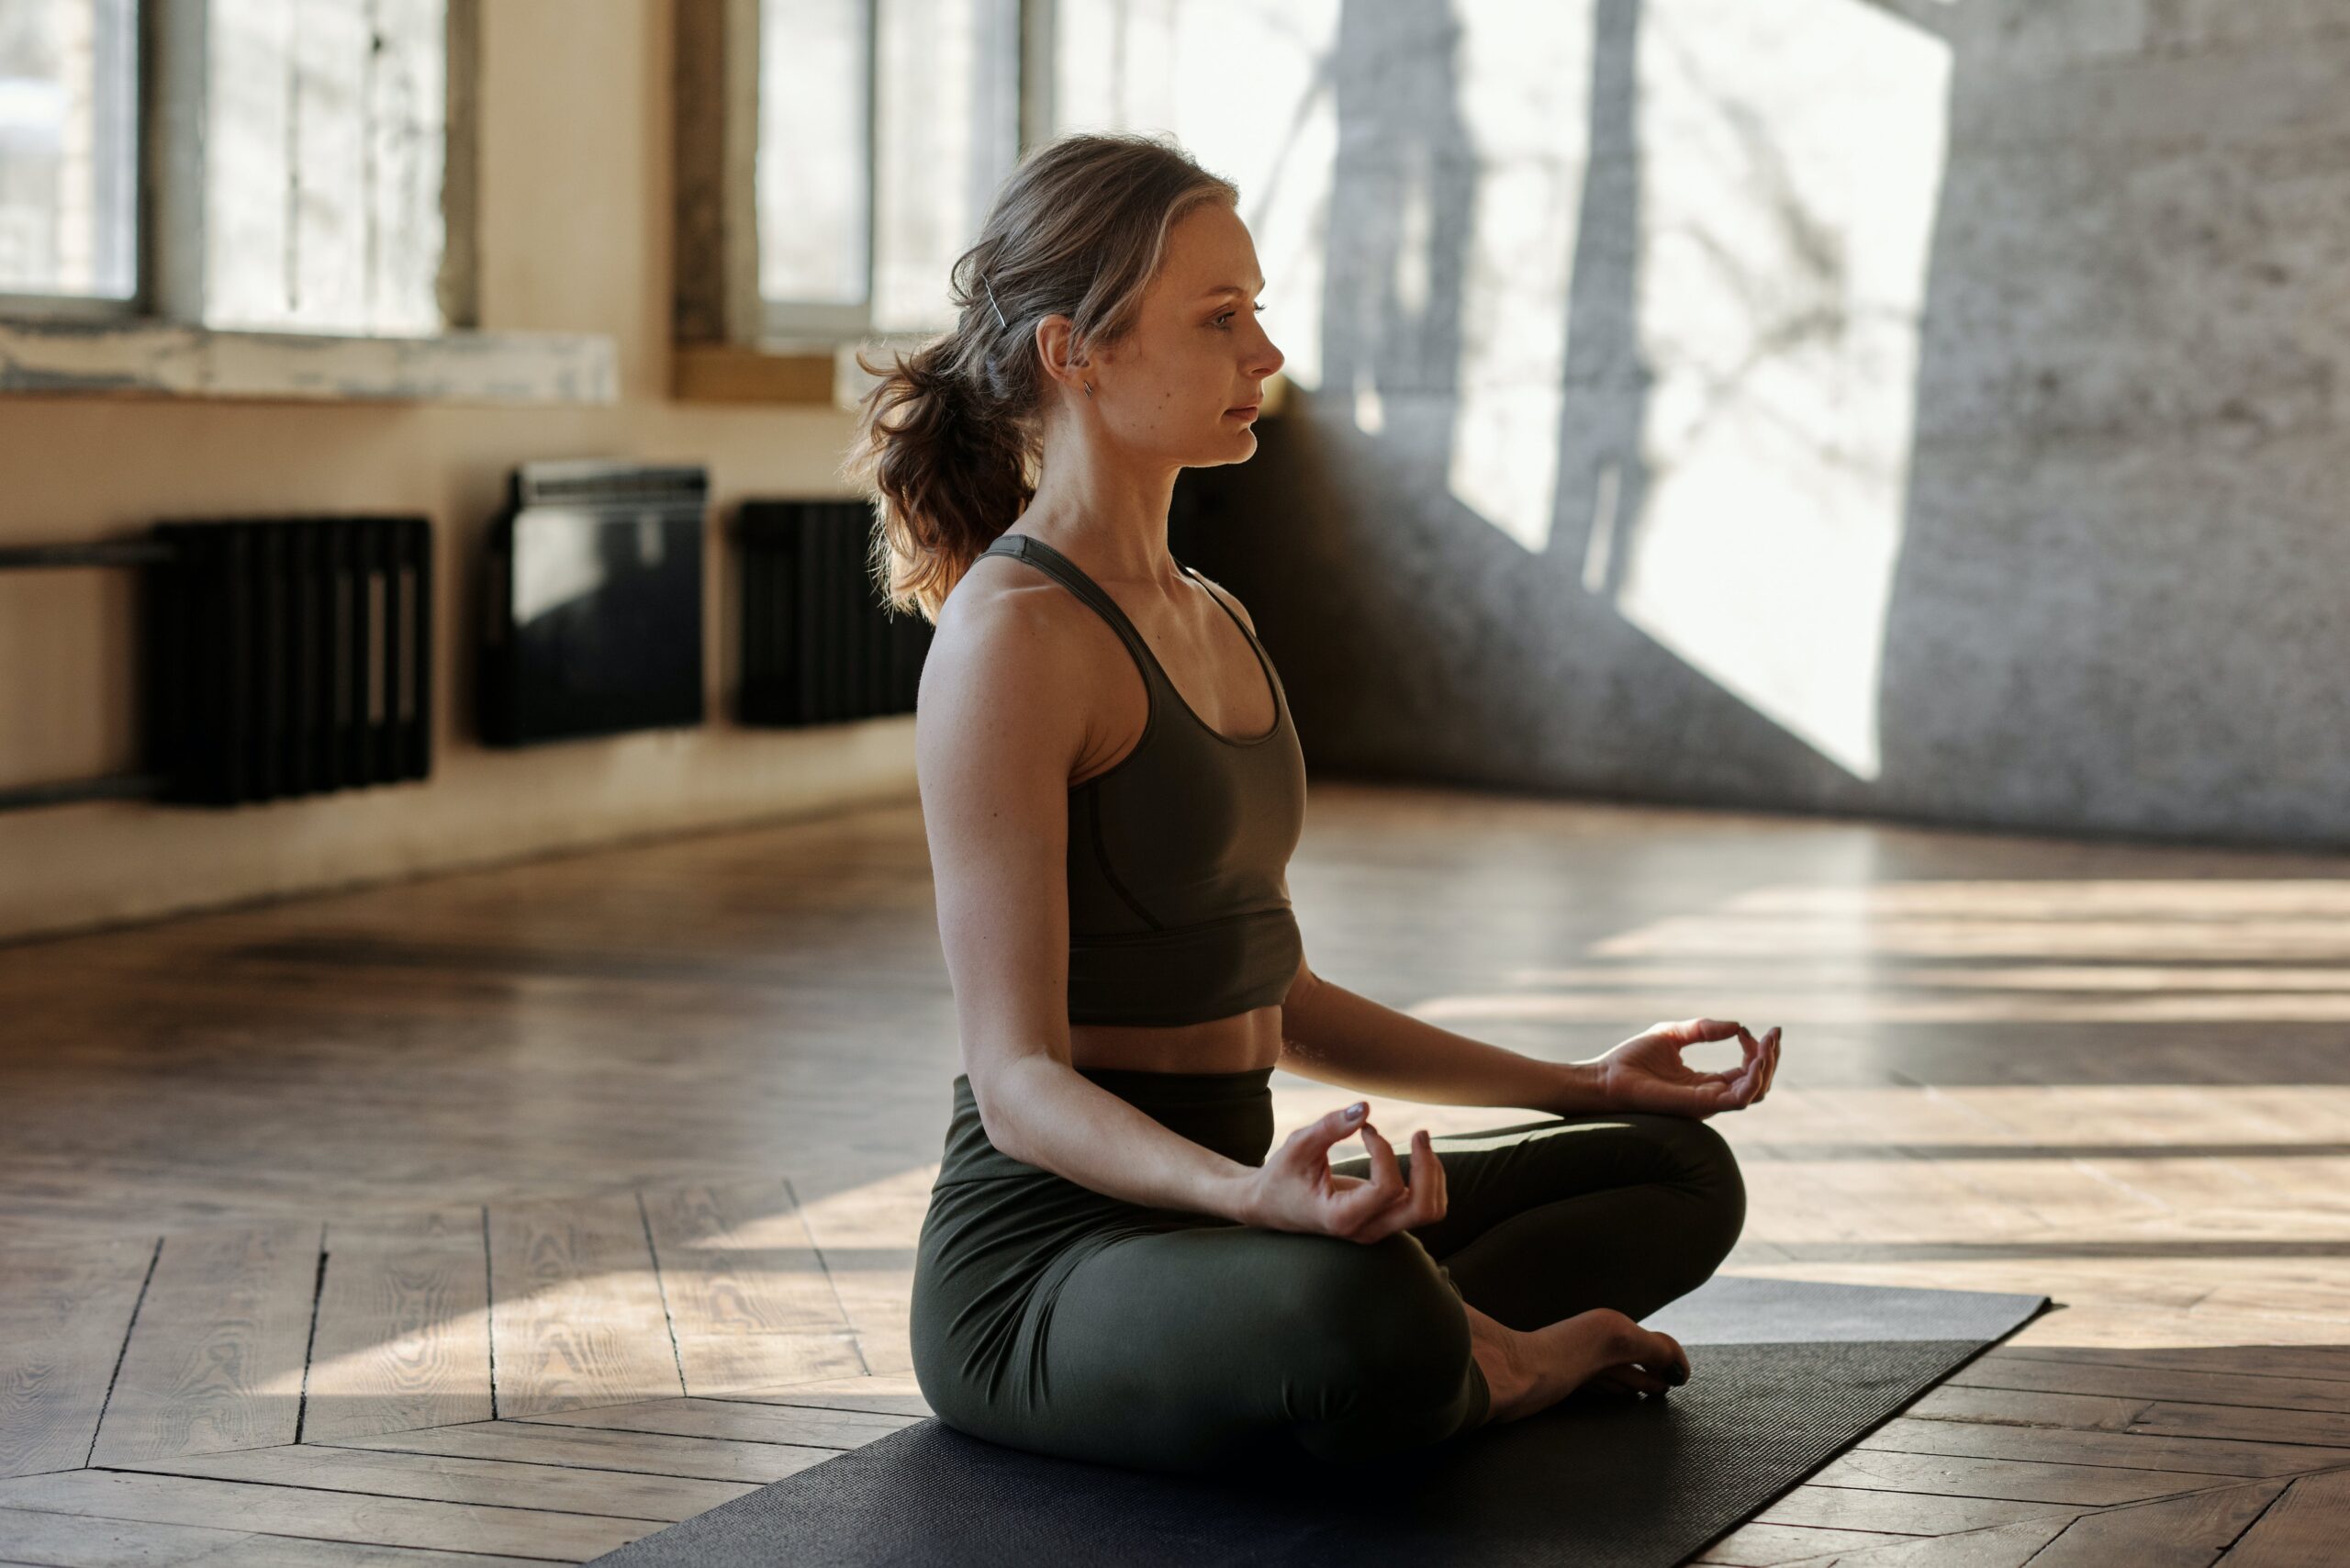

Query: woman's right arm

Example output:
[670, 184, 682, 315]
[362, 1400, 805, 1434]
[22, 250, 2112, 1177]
[917, 583, 1261, 1219]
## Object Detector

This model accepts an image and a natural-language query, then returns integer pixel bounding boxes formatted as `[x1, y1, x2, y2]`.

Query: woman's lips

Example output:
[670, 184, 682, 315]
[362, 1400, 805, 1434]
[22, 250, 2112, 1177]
[1225, 405, 1260, 420]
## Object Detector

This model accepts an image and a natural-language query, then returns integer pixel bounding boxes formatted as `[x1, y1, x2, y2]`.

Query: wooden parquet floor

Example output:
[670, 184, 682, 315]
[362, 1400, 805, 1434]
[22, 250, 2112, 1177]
[3, 781, 2347, 1564]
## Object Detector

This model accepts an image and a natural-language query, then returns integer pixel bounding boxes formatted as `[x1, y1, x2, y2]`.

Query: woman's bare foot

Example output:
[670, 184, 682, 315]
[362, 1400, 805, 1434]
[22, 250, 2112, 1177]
[1466, 1304, 1690, 1426]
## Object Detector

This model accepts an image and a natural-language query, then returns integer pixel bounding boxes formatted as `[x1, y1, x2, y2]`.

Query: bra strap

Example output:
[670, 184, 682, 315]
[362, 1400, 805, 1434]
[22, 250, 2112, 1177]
[979, 534, 1160, 676]
[1178, 561, 1282, 688]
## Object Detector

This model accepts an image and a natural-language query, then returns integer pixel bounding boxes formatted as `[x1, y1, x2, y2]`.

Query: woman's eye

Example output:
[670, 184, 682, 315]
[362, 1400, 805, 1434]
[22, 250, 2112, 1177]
[1213, 303, 1265, 329]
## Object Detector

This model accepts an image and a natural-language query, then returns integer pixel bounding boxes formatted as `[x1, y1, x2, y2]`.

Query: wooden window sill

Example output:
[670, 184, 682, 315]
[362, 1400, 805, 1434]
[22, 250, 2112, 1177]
[0, 318, 618, 405]
[670, 343, 842, 405]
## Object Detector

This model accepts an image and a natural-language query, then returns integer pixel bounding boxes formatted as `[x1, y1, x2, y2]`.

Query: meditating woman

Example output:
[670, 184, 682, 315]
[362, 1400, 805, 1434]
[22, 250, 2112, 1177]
[847, 130, 1780, 1477]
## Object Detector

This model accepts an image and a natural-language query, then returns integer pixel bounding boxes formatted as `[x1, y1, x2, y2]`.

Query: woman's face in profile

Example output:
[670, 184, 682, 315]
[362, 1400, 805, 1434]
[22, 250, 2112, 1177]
[1091, 199, 1285, 466]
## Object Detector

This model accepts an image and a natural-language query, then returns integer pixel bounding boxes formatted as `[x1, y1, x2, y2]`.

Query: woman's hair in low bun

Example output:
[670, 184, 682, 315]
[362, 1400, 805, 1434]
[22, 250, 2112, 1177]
[842, 131, 1238, 622]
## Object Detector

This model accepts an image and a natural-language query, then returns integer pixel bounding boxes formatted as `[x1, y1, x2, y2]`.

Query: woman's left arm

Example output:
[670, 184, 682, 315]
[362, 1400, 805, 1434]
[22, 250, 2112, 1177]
[1279, 960, 1780, 1120]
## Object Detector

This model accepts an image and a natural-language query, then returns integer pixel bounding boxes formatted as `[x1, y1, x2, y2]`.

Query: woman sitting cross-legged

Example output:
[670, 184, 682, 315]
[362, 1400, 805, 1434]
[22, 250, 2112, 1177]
[845, 129, 1782, 1477]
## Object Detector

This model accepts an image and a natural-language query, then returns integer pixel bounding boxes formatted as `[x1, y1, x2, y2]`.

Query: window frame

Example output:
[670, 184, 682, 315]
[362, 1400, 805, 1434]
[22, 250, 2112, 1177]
[675, 0, 1057, 360]
[0, 0, 614, 406]
[0, 287, 138, 318]
[0, 0, 472, 330]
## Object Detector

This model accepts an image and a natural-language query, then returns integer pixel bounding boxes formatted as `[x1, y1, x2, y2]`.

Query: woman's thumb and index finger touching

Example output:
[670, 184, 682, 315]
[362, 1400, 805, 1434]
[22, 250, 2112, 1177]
[1657, 1016, 1747, 1047]
[1280, 1097, 1373, 1181]
[1271, 1099, 1405, 1226]
[1305, 1101, 1451, 1237]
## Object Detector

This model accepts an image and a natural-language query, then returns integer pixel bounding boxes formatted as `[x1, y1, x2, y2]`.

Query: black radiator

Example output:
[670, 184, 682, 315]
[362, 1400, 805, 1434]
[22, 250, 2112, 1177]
[141, 515, 433, 806]
[737, 499, 930, 725]
[478, 461, 708, 747]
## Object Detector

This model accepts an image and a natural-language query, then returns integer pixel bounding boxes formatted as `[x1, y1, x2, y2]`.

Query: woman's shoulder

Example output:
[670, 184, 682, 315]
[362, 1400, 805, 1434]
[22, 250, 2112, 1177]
[924, 553, 1120, 716]
[941, 547, 1099, 646]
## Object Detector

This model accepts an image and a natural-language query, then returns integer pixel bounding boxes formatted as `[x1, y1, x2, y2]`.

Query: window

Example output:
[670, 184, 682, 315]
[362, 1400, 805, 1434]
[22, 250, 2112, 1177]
[755, 0, 1023, 338]
[0, 0, 138, 309]
[676, 0, 1039, 353]
[184, 0, 453, 335]
[753, 0, 867, 330]
[2, 0, 464, 336]
[1, 0, 610, 402]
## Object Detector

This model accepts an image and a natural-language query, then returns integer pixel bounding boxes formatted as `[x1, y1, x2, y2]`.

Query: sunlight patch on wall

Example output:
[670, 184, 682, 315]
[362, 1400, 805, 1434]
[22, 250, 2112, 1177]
[1611, 0, 1949, 779]
[1442, 0, 1591, 554]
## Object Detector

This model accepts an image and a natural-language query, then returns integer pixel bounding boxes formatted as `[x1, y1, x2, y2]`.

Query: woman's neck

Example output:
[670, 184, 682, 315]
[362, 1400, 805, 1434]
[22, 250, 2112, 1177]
[1015, 465, 1183, 585]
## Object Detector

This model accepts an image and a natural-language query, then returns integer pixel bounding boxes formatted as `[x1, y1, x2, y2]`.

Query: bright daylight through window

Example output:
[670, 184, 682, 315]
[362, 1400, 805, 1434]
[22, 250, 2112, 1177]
[0, 0, 136, 304]
[755, 0, 1020, 339]
[191, 0, 450, 335]
[0, 0, 451, 336]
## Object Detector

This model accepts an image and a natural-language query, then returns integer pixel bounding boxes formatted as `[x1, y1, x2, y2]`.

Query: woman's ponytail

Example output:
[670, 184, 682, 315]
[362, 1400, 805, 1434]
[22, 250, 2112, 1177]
[848, 329, 1035, 624]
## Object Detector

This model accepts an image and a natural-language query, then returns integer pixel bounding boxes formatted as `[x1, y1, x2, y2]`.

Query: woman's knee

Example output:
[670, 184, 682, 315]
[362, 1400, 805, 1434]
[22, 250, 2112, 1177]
[1636, 1113, 1748, 1269]
[1271, 1234, 1480, 1460]
[1280, 1231, 1466, 1351]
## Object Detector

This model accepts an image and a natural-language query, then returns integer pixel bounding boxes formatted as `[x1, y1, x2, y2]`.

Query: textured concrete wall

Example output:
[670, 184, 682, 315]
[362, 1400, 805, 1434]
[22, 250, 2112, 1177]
[1149, 0, 2350, 849]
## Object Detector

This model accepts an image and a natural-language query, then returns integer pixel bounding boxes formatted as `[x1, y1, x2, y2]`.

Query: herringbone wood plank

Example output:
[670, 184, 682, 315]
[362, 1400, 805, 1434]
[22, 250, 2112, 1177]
[6, 790, 2349, 1565]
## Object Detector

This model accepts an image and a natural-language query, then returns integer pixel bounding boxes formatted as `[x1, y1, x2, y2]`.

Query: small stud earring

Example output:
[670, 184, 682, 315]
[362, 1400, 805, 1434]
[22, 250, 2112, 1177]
[1082, 381, 1093, 399]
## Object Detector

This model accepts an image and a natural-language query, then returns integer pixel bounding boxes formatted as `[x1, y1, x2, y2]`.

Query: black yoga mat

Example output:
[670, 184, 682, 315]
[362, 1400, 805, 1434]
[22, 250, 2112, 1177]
[590, 1274, 2051, 1568]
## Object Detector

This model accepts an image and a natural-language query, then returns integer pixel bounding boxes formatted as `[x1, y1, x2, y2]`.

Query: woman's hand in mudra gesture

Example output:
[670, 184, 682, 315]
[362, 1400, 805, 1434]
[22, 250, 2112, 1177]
[1237, 1103, 1445, 1242]
[1596, 1018, 1780, 1120]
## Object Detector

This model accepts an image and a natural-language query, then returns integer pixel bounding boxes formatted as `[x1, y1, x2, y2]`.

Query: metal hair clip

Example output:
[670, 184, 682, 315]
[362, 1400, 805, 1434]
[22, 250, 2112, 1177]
[980, 275, 1010, 330]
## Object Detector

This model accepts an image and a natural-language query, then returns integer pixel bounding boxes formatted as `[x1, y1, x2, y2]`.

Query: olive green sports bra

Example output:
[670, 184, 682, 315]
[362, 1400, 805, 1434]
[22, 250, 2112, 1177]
[979, 532, 1306, 1027]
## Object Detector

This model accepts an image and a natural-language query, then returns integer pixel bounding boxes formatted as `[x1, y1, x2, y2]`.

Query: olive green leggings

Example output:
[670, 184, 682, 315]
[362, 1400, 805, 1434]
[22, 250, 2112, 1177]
[910, 1066, 1746, 1476]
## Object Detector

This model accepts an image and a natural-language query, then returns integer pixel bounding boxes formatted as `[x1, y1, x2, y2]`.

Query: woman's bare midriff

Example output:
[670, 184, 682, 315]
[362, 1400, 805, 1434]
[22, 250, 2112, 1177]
[1069, 1005, 1284, 1074]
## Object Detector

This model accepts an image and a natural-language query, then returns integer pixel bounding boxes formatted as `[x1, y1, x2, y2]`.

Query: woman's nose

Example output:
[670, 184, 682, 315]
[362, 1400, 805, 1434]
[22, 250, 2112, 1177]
[1253, 328, 1285, 379]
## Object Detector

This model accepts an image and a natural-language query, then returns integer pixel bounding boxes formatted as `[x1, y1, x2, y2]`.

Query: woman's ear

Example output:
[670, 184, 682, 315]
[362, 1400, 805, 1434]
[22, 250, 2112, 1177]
[1034, 315, 1088, 393]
